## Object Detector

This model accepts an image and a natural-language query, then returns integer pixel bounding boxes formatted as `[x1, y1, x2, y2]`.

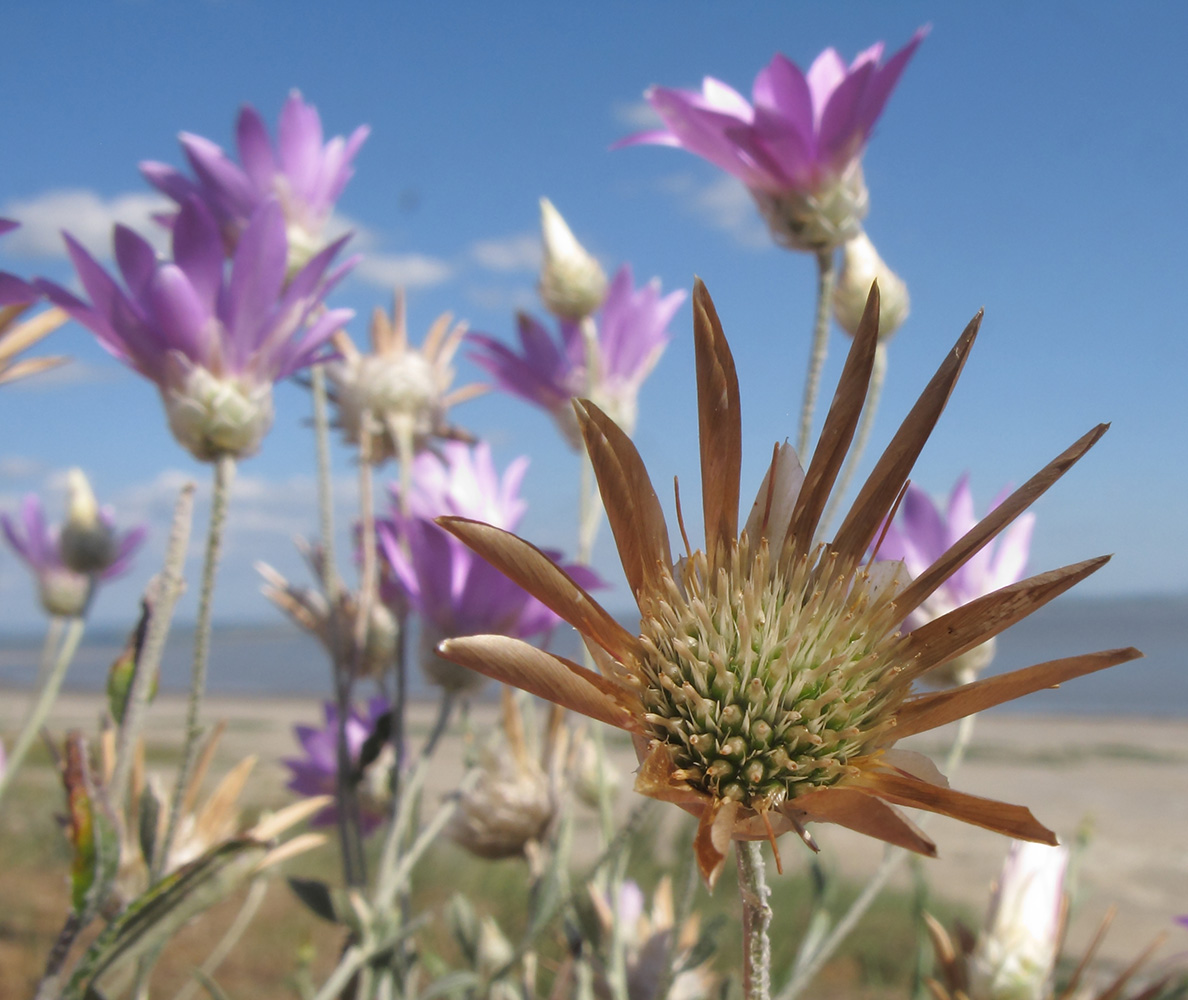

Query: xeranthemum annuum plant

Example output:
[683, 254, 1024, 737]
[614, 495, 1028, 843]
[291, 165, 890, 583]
[438, 279, 1140, 888]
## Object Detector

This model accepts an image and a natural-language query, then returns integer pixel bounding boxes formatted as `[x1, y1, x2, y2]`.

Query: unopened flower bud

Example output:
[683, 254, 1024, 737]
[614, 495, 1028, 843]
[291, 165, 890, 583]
[537, 198, 608, 321]
[163, 359, 274, 461]
[833, 231, 910, 340]
[753, 162, 869, 253]
[58, 469, 118, 574]
[970, 841, 1068, 1000]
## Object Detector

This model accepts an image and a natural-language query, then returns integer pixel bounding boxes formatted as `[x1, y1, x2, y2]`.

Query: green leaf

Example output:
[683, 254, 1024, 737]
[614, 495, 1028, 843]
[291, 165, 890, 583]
[61, 733, 120, 920]
[287, 877, 339, 924]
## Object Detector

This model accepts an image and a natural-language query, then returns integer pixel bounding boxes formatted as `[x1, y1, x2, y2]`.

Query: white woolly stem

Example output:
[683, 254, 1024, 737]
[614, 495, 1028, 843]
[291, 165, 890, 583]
[796, 249, 837, 459]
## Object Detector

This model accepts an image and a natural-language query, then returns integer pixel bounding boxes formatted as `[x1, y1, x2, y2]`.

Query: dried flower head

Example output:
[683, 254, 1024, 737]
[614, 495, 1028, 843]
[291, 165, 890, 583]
[437, 280, 1135, 888]
[258, 537, 399, 678]
[325, 291, 483, 466]
[449, 689, 565, 862]
[538, 197, 608, 322]
[616, 32, 926, 252]
[0, 220, 69, 384]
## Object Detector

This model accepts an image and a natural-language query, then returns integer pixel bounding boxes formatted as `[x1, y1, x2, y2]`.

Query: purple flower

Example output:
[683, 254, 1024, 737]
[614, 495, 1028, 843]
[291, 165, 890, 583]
[877, 475, 1034, 681]
[0, 220, 38, 306]
[616, 30, 926, 251]
[284, 697, 391, 833]
[378, 442, 599, 691]
[469, 264, 685, 446]
[2, 481, 146, 618]
[39, 197, 354, 460]
[141, 91, 369, 269]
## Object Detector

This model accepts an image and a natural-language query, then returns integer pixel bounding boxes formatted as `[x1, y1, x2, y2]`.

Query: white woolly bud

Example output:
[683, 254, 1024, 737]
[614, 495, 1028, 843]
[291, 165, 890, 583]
[58, 469, 117, 574]
[537, 198, 608, 321]
[833, 231, 910, 340]
[162, 358, 274, 461]
[448, 744, 555, 860]
[327, 353, 443, 462]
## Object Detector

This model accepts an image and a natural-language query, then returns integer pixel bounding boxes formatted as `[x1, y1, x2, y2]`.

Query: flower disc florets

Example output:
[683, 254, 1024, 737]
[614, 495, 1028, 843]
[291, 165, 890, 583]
[636, 541, 906, 813]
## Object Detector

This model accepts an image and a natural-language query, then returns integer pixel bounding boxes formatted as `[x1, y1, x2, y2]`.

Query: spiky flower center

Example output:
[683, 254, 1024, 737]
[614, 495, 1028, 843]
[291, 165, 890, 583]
[636, 541, 907, 812]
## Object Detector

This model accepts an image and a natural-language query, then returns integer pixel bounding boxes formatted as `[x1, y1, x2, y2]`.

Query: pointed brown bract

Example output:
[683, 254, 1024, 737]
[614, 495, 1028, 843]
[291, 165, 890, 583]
[692, 279, 742, 572]
[786, 282, 880, 553]
[575, 399, 672, 598]
[902, 557, 1110, 682]
[894, 424, 1109, 620]
[831, 311, 981, 562]
[437, 516, 641, 663]
[440, 634, 640, 731]
[791, 786, 937, 857]
[894, 647, 1142, 739]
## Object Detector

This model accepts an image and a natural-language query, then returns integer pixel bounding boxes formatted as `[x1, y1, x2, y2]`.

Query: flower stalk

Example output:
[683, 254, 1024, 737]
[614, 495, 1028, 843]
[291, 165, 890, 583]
[738, 841, 774, 1000]
[796, 249, 837, 458]
[155, 453, 235, 880]
[0, 615, 87, 806]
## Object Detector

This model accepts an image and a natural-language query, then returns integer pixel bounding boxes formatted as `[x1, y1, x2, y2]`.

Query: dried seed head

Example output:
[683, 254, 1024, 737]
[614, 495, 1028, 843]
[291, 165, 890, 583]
[635, 541, 907, 812]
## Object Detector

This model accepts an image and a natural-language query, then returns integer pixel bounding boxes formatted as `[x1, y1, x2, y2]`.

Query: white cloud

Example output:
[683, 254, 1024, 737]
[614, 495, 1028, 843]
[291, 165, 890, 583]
[0, 455, 46, 480]
[613, 99, 662, 131]
[354, 252, 454, 289]
[469, 232, 540, 273]
[1, 189, 171, 259]
[658, 173, 770, 249]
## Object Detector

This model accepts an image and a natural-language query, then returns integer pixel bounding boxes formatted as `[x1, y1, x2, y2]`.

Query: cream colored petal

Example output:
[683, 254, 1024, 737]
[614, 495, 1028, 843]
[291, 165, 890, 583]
[437, 516, 640, 661]
[575, 398, 672, 598]
[249, 795, 335, 841]
[692, 280, 742, 572]
[831, 311, 981, 562]
[193, 756, 257, 846]
[894, 424, 1108, 620]
[439, 635, 639, 731]
[901, 557, 1110, 683]
[0, 306, 68, 361]
[790, 786, 937, 856]
[742, 441, 804, 556]
[894, 647, 1142, 739]
[0, 356, 69, 384]
[786, 281, 880, 556]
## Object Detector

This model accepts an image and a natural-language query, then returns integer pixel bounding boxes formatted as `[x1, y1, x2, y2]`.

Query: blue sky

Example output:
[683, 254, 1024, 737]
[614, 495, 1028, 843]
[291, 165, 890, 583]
[0, 1, 1184, 630]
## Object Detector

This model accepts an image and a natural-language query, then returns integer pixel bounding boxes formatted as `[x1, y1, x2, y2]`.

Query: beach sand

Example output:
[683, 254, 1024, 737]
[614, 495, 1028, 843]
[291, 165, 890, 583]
[4, 689, 1186, 974]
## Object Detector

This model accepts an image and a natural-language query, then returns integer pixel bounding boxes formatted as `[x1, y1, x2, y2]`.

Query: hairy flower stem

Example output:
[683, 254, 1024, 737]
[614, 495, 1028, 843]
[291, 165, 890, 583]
[777, 705, 979, 1000]
[156, 453, 235, 881]
[820, 342, 888, 537]
[796, 249, 837, 459]
[311, 364, 342, 601]
[110, 483, 195, 816]
[0, 615, 86, 805]
[737, 841, 774, 1000]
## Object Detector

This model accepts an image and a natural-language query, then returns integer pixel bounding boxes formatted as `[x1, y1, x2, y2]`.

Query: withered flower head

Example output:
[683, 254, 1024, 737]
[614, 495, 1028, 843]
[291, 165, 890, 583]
[437, 280, 1136, 888]
[449, 689, 567, 862]
[325, 290, 485, 465]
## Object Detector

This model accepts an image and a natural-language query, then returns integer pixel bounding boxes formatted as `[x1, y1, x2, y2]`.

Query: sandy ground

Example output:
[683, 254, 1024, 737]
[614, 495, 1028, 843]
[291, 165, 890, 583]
[4, 689, 1186, 972]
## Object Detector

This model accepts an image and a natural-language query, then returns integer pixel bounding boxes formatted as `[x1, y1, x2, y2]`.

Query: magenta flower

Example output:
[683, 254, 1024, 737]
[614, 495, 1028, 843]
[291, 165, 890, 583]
[378, 442, 600, 691]
[142, 91, 369, 268]
[284, 697, 391, 833]
[469, 264, 685, 446]
[39, 197, 354, 460]
[0, 220, 38, 306]
[877, 475, 1034, 680]
[616, 30, 926, 251]
[2, 487, 146, 618]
